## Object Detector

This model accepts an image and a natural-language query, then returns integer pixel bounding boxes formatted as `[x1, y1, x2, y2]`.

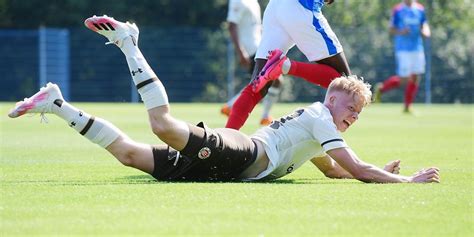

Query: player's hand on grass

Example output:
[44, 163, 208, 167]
[384, 160, 401, 174]
[409, 167, 440, 183]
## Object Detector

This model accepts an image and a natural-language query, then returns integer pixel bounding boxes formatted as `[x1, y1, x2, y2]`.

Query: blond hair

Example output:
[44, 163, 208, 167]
[326, 75, 372, 107]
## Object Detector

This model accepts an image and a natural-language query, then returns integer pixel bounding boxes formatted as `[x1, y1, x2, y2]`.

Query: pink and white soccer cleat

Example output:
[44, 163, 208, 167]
[84, 15, 139, 48]
[252, 49, 287, 93]
[8, 83, 64, 118]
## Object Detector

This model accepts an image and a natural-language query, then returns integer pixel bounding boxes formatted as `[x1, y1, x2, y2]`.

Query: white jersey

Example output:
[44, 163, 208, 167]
[226, 0, 262, 56]
[249, 102, 347, 181]
[256, 0, 343, 62]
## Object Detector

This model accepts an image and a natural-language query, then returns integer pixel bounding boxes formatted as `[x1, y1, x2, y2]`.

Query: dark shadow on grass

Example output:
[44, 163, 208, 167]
[143, 176, 361, 185]
[2, 175, 361, 186]
[252, 178, 362, 185]
[2, 175, 157, 186]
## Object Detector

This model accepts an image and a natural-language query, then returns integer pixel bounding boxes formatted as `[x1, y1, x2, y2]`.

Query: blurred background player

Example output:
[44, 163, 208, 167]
[225, 0, 350, 130]
[221, 0, 282, 126]
[374, 0, 430, 113]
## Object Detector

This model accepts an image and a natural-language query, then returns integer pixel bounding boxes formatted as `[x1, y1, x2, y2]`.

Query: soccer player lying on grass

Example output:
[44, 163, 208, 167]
[8, 16, 440, 183]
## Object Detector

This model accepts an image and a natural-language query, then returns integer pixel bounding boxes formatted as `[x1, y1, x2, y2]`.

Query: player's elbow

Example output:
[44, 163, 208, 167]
[323, 169, 344, 179]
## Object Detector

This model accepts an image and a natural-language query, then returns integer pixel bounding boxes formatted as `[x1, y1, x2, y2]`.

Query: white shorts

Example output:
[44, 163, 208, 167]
[396, 51, 426, 77]
[255, 0, 343, 62]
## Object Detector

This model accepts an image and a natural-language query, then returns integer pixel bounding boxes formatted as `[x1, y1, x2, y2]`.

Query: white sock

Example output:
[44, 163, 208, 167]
[52, 100, 92, 132]
[121, 37, 169, 110]
[262, 86, 280, 118]
[52, 100, 122, 148]
[281, 58, 291, 74]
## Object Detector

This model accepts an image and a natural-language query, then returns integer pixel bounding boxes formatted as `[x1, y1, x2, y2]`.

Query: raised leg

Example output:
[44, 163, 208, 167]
[85, 15, 191, 150]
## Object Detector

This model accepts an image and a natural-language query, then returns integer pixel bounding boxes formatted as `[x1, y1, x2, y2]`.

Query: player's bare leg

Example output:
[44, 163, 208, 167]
[106, 136, 155, 173]
[8, 83, 155, 173]
[85, 15, 190, 150]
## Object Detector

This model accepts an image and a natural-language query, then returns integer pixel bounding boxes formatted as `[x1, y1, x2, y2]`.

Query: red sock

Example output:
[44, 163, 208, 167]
[380, 75, 401, 93]
[288, 61, 341, 88]
[404, 79, 419, 108]
[225, 85, 263, 130]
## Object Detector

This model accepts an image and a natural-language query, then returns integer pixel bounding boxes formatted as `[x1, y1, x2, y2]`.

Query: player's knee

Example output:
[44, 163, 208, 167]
[117, 148, 138, 167]
[150, 120, 173, 138]
[118, 150, 134, 167]
[119, 156, 133, 167]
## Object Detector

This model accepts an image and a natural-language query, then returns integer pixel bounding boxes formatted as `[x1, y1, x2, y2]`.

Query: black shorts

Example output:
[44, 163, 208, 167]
[151, 122, 257, 182]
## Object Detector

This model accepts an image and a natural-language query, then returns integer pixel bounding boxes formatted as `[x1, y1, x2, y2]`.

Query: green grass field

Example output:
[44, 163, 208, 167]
[1, 102, 472, 236]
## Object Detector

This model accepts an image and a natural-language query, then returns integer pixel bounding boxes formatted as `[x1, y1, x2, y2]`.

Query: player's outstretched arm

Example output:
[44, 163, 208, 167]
[312, 156, 401, 179]
[311, 155, 353, 179]
[228, 22, 251, 68]
[421, 23, 431, 38]
[326, 147, 440, 183]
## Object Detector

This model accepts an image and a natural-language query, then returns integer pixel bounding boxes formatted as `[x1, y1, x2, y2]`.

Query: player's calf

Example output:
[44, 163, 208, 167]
[106, 137, 153, 172]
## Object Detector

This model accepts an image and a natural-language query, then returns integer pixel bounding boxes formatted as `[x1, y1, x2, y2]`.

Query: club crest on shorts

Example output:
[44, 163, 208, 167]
[198, 147, 211, 159]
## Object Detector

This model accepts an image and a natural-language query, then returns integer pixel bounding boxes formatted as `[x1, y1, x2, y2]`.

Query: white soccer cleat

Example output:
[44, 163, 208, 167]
[84, 15, 139, 48]
[8, 83, 64, 118]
